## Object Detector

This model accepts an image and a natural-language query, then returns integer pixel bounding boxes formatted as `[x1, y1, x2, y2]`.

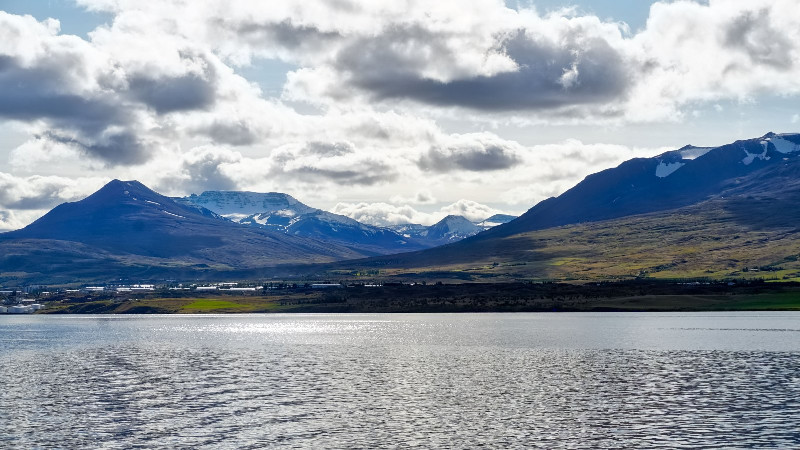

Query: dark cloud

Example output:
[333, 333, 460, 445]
[203, 120, 258, 146]
[0, 55, 127, 130]
[271, 141, 397, 185]
[0, 176, 85, 211]
[126, 51, 218, 113]
[0, 38, 223, 166]
[0, 54, 153, 165]
[420, 140, 521, 172]
[334, 26, 630, 111]
[0, 188, 61, 211]
[216, 18, 342, 54]
[724, 9, 793, 70]
[128, 73, 216, 114]
[179, 150, 240, 192]
[43, 131, 151, 166]
[286, 164, 397, 186]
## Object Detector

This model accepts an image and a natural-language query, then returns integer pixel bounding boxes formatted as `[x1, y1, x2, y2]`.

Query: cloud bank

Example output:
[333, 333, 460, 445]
[1, 0, 799, 229]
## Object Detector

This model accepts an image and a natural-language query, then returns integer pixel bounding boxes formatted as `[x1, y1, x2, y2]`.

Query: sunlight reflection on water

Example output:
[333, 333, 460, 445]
[1, 312, 799, 448]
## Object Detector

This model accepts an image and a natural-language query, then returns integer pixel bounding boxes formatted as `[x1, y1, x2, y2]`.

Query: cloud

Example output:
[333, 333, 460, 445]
[331, 202, 431, 226]
[153, 146, 243, 194]
[390, 190, 437, 205]
[420, 132, 523, 172]
[0, 13, 151, 165]
[625, 0, 800, 120]
[127, 72, 216, 114]
[0, 209, 42, 232]
[269, 141, 400, 186]
[335, 24, 628, 112]
[0, 173, 107, 217]
[332, 198, 505, 226]
[276, 0, 800, 121]
[439, 199, 501, 222]
[0, 11, 244, 166]
[2, 0, 799, 232]
[723, 8, 793, 70]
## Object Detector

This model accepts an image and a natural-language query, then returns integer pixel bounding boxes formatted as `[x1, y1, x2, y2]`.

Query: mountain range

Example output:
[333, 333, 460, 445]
[1, 132, 798, 284]
[315, 132, 800, 281]
[175, 191, 515, 251]
[0, 181, 513, 283]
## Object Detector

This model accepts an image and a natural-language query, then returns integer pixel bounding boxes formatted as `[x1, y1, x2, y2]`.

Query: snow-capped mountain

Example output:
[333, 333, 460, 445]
[0, 180, 368, 283]
[176, 191, 316, 223]
[178, 191, 428, 255]
[389, 214, 518, 245]
[180, 191, 518, 250]
[483, 132, 800, 239]
[425, 215, 484, 243]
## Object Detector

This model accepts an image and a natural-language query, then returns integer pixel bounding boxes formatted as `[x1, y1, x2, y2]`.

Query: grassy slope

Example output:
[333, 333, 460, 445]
[321, 194, 800, 282]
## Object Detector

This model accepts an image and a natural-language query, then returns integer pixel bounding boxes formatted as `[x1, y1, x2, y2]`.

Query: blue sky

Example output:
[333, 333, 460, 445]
[0, 0, 798, 230]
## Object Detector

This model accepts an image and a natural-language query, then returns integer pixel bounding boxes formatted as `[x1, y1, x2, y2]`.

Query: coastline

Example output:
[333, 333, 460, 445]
[20, 280, 800, 314]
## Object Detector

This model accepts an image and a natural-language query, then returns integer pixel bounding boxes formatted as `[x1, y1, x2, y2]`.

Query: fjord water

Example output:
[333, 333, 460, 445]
[1, 313, 799, 448]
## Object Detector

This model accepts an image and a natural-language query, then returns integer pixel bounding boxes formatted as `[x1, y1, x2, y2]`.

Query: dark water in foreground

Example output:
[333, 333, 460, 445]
[1, 312, 799, 448]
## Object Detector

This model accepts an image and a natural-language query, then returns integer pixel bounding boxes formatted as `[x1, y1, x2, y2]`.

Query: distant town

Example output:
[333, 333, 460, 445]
[0, 281, 382, 314]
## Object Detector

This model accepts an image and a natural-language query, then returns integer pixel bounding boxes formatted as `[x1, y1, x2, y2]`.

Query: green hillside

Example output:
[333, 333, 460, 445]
[320, 194, 800, 282]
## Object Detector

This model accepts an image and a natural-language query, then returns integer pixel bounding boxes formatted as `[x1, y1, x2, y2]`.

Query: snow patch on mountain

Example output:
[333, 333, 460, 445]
[742, 145, 770, 165]
[655, 161, 685, 178]
[678, 146, 713, 160]
[763, 136, 800, 154]
[179, 191, 316, 217]
[162, 210, 185, 219]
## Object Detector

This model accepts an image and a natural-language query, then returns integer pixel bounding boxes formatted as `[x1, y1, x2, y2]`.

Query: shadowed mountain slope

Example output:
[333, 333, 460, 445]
[310, 134, 800, 281]
[482, 133, 800, 239]
[0, 180, 366, 283]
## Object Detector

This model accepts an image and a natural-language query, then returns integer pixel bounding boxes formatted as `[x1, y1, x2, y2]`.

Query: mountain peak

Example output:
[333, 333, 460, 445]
[426, 215, 482, 242]
[88, 179, 165, 205]
[179, 190, 316, 217]
[438, 214, 471, 224]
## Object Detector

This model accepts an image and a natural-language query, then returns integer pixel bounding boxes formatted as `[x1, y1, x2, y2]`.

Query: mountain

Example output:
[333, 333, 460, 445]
[313, 133, 800, 281]
[422, 215, 484, 244]
[480, 132, 800, 239]
[0, 180, 367, 283]
[389, 214, 518, 244]
[175, 191, 317, 224]
[179, 192, 518, 250]
[177, 191, 427, 255]
[475, 214, 517, 227]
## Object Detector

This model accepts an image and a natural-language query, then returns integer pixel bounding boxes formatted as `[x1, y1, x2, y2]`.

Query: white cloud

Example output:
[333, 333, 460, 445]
[0, 173, 109, 230]
[71, 0, 800, 124]
[1, 0, 797, 231]
[0, 209, 45, 232]
[332, 202, 432, 226]
[390, 190, 437, 205]
[439, 199, 501, 222]
[332, 199, 505, 227]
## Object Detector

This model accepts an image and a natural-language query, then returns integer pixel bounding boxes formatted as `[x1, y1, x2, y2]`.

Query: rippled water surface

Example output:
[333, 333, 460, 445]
[1, 312, 799, 448]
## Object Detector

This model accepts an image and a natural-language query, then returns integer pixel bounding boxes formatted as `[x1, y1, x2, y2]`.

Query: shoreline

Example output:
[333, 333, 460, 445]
[14, 280, 800, 314]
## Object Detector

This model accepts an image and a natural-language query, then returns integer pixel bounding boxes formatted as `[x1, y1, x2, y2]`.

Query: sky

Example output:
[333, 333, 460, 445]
[1, 0, 799, 230]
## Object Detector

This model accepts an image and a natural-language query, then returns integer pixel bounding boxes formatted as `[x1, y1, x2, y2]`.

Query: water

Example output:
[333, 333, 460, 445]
[1, 312, 799, 448]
